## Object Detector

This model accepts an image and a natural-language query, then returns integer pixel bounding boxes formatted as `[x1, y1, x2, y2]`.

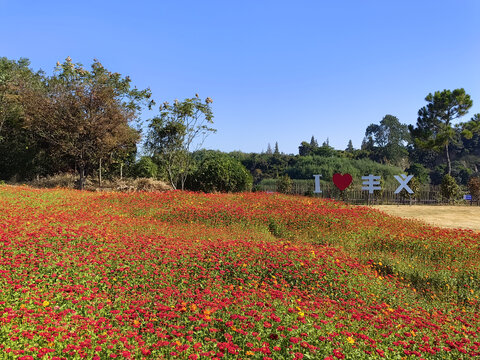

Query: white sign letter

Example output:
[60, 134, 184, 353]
[313, 174, 322, 193]
[394, 174, 414, 194]
[362, 174, 381, 194]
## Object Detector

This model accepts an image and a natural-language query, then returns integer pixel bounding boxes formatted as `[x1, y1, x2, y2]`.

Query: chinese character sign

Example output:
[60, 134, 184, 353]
[312, 173, 415, 194]
[362, 174, 381, 194]
[394, 174, 414, 194]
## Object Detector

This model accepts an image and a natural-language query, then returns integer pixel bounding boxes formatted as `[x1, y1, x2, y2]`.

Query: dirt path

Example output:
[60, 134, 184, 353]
[370, 205, 480, 231]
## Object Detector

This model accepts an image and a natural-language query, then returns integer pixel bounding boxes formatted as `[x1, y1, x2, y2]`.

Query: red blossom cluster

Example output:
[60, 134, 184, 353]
[0, 186, 479, 359]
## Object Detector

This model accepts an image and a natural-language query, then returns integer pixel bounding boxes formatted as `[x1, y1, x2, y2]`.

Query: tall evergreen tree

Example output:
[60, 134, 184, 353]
[346, 139, 354, 152]
[274, 141, 280, 155]
[409, 89, 472, 175]
[266, 143, 273, 155]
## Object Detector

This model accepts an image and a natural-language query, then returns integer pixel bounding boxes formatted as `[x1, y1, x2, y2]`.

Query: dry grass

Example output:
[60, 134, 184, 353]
[371, 205, 480, 231]
[26, 174, 172, 192]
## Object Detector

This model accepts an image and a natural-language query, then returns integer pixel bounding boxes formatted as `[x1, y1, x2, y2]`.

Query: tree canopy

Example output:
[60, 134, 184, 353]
[21, 57, 153, 189]
[145, 96, 215, 190]
[409, 89, 473, 175]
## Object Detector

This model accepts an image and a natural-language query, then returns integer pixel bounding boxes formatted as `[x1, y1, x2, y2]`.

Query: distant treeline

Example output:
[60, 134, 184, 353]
[1, 57, 479, 193]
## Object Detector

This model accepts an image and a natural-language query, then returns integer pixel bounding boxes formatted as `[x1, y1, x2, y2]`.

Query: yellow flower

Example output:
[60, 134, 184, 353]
[246, 351, 254, 356]
[42, 301, 50, 307]
[346, 336, 355, 344]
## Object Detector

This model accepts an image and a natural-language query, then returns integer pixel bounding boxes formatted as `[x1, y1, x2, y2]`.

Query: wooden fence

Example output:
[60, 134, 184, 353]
[256, 182, 479, 205]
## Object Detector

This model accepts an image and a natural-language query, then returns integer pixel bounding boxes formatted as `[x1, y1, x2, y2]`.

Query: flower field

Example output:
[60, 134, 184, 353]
[0, 186, 480, 359]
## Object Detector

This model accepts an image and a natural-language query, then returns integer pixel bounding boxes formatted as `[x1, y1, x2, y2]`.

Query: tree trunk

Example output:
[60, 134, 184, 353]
[446, 143, 451, 175]
[120, 163, 123, 180]
[78, 165, 85, 190]
[98, 158, 102, 187]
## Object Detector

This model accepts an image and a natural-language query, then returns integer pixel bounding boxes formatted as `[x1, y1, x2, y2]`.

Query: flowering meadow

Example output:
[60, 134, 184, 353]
[1, 186, 480, 359]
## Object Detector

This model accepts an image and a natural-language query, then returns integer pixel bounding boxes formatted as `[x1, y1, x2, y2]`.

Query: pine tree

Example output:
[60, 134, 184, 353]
[274, 142, 279, 155]
[346, 139, 354, 152]
[266, 143, 273, 154]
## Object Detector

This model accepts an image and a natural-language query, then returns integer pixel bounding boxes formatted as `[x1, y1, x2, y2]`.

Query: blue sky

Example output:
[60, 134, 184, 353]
[1, 1, 479, 155]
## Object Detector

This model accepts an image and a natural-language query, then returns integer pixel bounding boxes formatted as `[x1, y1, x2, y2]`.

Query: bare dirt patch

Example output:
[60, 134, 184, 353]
[370, 205, 480, 232]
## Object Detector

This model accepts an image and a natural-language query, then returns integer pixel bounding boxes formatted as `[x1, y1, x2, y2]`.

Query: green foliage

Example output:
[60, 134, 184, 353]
[441, 174, 460, 203]
[276, 174, 293, 194]
[467, 176, 480, 201]
[363, 114, 410, 165]
[286, 155, 401, 187]
[461, 113, 480, 140]
[451, 161, 473, 185]
[236, 151, 294, 181]
[398, 176, 420, 201]
[146, 96, 215, 190]
[133, 156, 158, 178]
[0, 57, 50, 181]
[407, 163, 430, 184]
[410, 89, 473, 175]
[187, 152, 252, 193]
[345, 139, 354, 152]
[21, 57, 149, 189]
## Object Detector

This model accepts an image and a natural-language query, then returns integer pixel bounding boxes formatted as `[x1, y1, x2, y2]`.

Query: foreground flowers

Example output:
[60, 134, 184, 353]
[0, 185, 479, 359]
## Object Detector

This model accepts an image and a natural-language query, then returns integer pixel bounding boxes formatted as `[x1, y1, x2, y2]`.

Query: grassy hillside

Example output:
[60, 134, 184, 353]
[0, 186, 479, 359]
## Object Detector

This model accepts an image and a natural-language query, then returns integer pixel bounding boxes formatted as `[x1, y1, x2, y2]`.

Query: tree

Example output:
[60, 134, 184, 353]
[187, 152, 252, 192]
[146, 96, 215, 190]
[0, 57, 48, 180]
[462, 113, 480, 140]
[266, 143, 273, 155]
[467, 176, 480, 202]
[363, 115, 410, 165]
[410, 89, 473, 175]
[277, 174, 292, 194]
[441, 174, 460, 203]
[299, 141, 313, 156]
[274, 141, 280, 155]
[310, 136, 318, 148]
[22, 57, 152, 189]
[346, 139, 354, 152]
[134, 156, 158, 179]
[0, 58, 38, 138]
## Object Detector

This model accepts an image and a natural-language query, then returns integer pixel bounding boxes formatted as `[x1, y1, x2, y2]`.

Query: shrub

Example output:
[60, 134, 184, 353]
[133, 156, 158, 179]
[187, 153, 252, 193]
[468, 176, 480, 201]
[441, 174, 460, 203]
[277, 174, 293, 194]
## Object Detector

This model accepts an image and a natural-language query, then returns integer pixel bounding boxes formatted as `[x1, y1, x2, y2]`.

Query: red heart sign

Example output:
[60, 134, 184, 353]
[332, 173, 352, 191]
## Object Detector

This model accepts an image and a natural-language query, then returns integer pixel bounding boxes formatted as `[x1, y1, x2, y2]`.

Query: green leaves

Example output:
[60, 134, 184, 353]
[145, 96, 216, 190]
[412, 89, 473, 174]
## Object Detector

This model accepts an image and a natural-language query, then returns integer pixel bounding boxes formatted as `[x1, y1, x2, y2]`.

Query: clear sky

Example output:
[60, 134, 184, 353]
[1, 0, 479, 155]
